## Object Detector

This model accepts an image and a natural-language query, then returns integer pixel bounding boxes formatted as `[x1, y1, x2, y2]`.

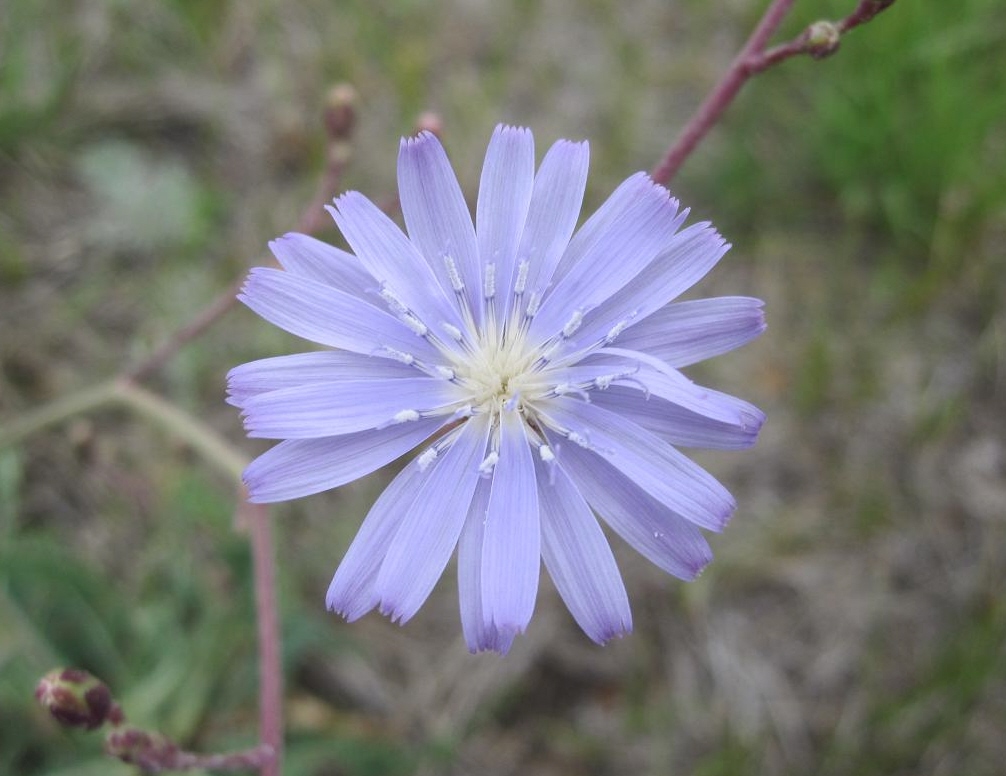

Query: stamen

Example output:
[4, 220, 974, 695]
[593, 368, 637, 390]
[392, 409, 420, 423]
[567, 431, 590, 448]
[513, 260, 530, 295]
[538, 444, 557, 485]
[435, 365, 456, 380]
[552, 383, 590, 400]
[417, 448, 438, 471]
[443, 254, 464, 292]
[380, 286, 408, 315]
[441, 322, 463, 341]
[401, 314, 428, 337]
[605, 317, 633, 343]
[562, 309, 584, 338]
[380, 347, 415, 365]
[478, 451, 499, 475]
[484, 262, 496, 299]
[525, 292, 541, 318]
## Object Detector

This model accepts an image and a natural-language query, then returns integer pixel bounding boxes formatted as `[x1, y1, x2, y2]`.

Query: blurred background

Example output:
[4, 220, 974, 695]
[2, 0, 1004, 774]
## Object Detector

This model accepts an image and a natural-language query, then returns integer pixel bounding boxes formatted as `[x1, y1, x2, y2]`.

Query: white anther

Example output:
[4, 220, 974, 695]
[392, 409, 420, 423]
[525, 292, 541, 318]
[380, 287, 408, 314]
[443, 255, 464, 292]
[417, 448, 438, 471]
[400, 314, 428, 337]
[452, 404, 473, 419]
[539, 445, 555, 462]
[382, 348, 415, 365]
[513, 260, 530, 295]
[435, 365, 456, 380]
[605, 319, 631, 343]
[562, 309, 584, 338]
[478, 451, 499, 475]
[552, 383, 589, 400]
[484, 262, 496, 299]
[567, 432, 590, 448]
[441, 322, 463, 341]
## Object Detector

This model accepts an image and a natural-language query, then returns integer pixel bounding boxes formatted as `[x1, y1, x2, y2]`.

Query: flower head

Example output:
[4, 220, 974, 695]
[229, 125, 765, 653]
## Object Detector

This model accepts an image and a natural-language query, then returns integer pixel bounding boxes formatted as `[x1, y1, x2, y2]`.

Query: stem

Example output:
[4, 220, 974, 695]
[650, 0, 897, 185]
[244, 501, 282, 776]
[125, 277, 245, 384]
[112, 380, 248, 482]
[651, 0, 796, 185]
[0, 381, 119, 450]
[0, 379, 248, 484]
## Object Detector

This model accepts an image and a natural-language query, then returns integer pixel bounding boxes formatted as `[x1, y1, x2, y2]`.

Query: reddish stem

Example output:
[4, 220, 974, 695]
[244, 500, 282, 776]
[650, 0, 897, 185]
[651, 0, 796, 185]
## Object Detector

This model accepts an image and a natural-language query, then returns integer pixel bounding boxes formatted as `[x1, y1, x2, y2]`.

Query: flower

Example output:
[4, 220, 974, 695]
[229, 125, 765, 654]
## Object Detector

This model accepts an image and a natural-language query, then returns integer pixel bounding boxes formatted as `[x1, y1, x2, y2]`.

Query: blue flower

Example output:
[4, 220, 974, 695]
[229, 125, 765, 654]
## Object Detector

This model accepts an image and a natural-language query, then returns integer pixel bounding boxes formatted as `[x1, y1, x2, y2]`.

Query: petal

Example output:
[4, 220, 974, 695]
[512, 139, 590, 319]
[458, 478, 518, 654]
[545, 434, 713, 580]
[536, 454, 632, 644]
[269, 233, 374, 298]
[481, 409, 540, 635]
[374, 414, 491, 623]
[561, 350, 764, 433]
[242, 416, 449, 503]
[591, 385, 763, 449]
[560, 223, 730, 357]
[612, 296, 767, 367]
[239, 377, 463, 439]
[529, 174, 686, 345]
[326, 461, 425, 621]
[536, 398, 735, 532]
[327, 192, 466, 342]
[398, 132, 483, 325]
[476, 125, 535, 322]
[239, 267, 442, 363]
[227, 351, 420, 407]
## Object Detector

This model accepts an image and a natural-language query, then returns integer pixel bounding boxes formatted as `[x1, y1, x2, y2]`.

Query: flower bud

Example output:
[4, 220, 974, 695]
[414, 111, 444, 137]
[806, 21, 841, 59]
[35, 668, 122, 730]
[324, 83, 358, 139]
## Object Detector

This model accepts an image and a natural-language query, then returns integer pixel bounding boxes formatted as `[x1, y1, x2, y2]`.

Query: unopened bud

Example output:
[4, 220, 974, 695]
[324, 83, 358, 139]
[414, 111, 444, 137]
[806, 21, 841, 59]
[35, 668, 122, 730]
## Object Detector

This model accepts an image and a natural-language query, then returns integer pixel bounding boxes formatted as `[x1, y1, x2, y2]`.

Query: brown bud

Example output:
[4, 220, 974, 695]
[414, 111, 444, 137]
[324, 83, 358, 139]
[35, 668, 120, 730]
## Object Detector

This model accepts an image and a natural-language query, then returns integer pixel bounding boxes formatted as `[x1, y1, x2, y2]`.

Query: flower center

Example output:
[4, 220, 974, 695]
[452, 328, 544, 414]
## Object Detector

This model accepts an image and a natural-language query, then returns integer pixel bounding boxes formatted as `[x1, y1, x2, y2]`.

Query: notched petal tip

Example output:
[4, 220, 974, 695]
[593, 620, 633, 646]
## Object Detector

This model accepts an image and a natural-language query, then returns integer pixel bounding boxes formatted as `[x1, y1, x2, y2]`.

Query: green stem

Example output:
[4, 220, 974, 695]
[111, 381, 248, 483]
[0, 381, 120, 450]
[0, 379, 248, 484]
